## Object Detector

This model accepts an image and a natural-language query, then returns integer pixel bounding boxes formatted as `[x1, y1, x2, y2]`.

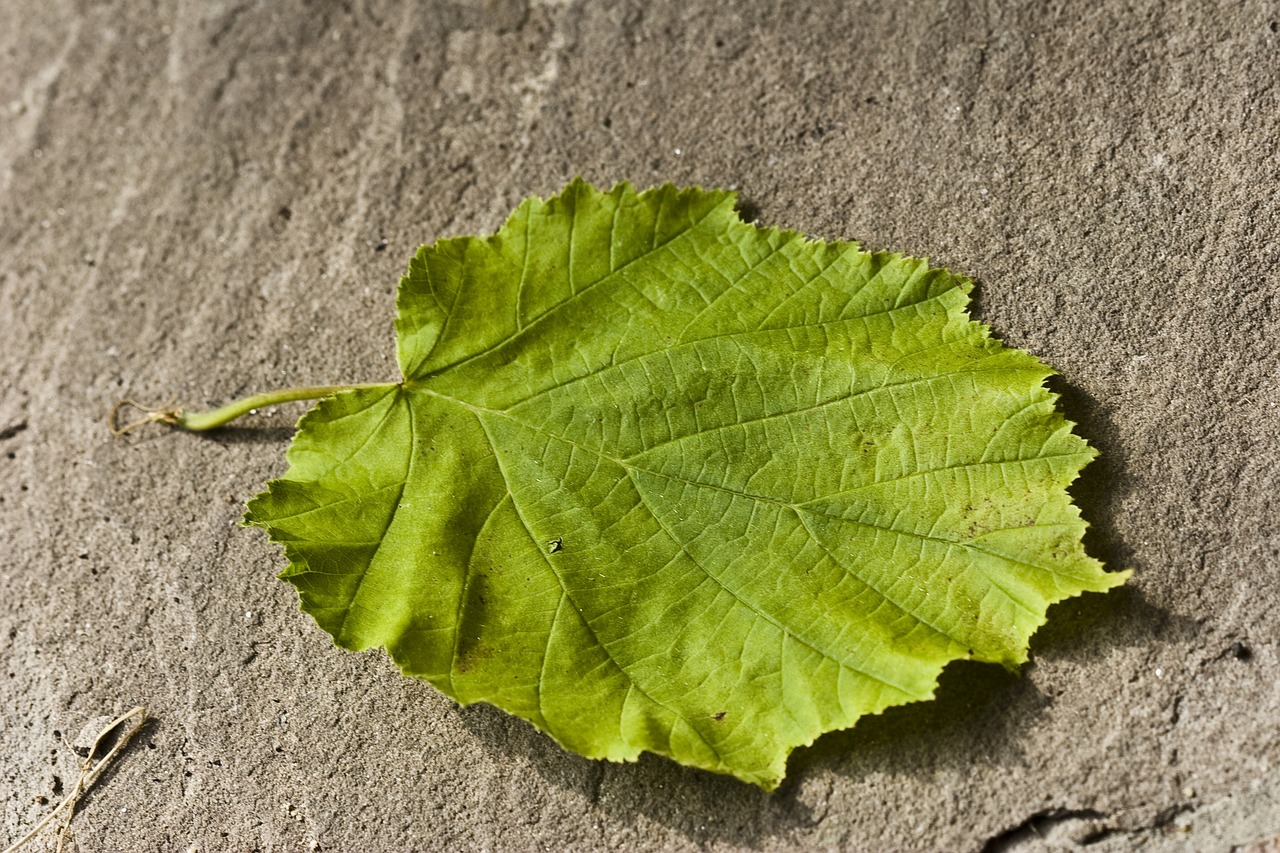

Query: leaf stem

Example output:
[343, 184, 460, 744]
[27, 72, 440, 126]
[110, 384, 392, 434]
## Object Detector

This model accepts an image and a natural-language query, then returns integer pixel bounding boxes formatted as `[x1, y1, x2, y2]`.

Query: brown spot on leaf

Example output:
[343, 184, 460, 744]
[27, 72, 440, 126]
[455, 643, 495, 674]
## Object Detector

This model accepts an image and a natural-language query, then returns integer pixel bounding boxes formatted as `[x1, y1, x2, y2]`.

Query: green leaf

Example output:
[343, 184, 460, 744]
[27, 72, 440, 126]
[245, 179, 1127, 789]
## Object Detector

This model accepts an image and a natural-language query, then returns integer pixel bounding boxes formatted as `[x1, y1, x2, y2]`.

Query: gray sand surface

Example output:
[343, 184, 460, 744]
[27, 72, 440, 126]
[2, 1, 1278, 850]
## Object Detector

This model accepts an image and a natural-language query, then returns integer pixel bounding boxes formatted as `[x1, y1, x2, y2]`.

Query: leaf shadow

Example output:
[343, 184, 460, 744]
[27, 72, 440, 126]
[780, 662, 1040, 814]
[969, 275, 1132, 574]
[187, 426, 297, 445]
[454, 587, 1185, 849]
[1046, 376, 1134, 572]
[454, 701, 604, 793]
[454, 701, 819, 848]
[451, 654, 1052, 849]
[789, 583, 1183, 782]
[1032, 582, 1196, 658]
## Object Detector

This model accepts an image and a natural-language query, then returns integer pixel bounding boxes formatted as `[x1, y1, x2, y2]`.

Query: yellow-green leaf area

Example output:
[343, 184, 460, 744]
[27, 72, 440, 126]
[245, 180, 1128, 789]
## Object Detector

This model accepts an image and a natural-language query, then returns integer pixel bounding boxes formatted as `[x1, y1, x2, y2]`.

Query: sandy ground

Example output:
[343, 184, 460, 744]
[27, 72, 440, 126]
[2, 1, 1278, 851]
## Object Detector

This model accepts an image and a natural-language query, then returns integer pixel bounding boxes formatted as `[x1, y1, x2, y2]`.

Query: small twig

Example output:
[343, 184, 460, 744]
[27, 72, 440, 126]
[3, 706, 147, 853]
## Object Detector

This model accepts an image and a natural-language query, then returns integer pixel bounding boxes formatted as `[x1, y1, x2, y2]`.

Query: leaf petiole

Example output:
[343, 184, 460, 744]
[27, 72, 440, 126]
[109, 384, 390, 434]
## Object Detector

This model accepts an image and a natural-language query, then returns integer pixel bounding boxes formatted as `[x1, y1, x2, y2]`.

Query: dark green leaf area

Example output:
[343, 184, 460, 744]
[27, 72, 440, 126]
[246, 180, 1127, 789]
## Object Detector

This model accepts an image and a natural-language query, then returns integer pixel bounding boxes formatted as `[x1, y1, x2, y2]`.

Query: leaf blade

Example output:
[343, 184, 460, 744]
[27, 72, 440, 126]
[246, 180, 1127, 789]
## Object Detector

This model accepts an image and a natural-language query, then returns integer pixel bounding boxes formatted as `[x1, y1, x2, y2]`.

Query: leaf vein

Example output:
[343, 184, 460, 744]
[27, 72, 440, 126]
[636, 475, 915, 696]
[471, 411, 726, 768]
[419, 198, 730, 379]
[626, 360, 1038, 461]
[332, 389, 412, 644]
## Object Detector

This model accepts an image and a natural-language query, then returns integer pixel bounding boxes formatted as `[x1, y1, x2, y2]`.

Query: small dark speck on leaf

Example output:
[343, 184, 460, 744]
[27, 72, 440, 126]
[713, 711, 727, 721]
[1232, 641, 1252, 661]
[547, 537, 563, 554]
